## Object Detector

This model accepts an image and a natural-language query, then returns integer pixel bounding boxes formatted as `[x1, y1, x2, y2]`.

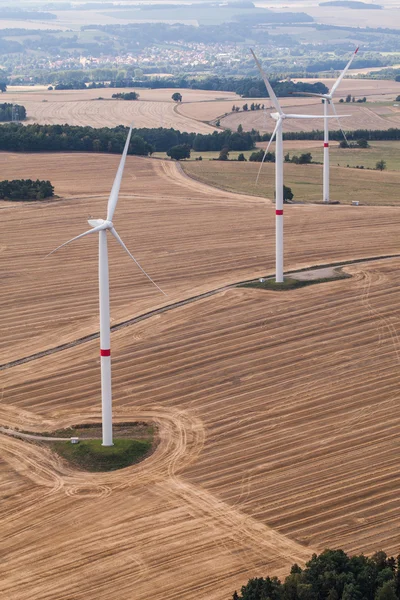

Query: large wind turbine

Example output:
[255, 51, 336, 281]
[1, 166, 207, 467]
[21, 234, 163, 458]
[292, 47, 359, 203]
[251, 49, 341, 283]
[48, 126, 165, 446]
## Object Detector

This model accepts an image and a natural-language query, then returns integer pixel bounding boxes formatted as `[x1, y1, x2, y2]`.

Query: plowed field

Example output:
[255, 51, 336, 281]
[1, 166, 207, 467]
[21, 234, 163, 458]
[1, 153, 400, 600]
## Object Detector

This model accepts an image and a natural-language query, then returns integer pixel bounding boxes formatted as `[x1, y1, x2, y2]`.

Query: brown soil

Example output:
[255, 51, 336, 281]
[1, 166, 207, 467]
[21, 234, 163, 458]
[1, 152, 400, 600]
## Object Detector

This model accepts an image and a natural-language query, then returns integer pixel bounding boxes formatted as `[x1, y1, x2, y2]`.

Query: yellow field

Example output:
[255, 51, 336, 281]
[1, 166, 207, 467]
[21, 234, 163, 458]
[177, 79, 400, 127]
[1, 154, 400, 599]
[7, 79, 400, 133]
[220, 101, 400, 134]
[291, 77, 400, 100]
[5, 87, 239, 133]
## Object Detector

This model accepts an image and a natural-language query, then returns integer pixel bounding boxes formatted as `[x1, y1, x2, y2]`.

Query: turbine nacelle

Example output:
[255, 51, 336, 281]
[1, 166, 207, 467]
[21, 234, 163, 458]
[271, 111, 282, 121]
[88, 218, 113, 229]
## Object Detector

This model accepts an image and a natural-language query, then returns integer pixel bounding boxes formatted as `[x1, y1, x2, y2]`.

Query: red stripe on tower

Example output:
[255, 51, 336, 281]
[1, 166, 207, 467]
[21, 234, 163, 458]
[355, 47, 359, 54]
[324, 143, 329, 148]
[276, 210, 283, 215]
[100, 349, 111, 357]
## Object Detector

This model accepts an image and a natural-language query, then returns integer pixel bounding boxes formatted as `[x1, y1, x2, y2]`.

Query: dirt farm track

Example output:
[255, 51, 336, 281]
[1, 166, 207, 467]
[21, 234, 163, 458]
[1, 154, 400, 599]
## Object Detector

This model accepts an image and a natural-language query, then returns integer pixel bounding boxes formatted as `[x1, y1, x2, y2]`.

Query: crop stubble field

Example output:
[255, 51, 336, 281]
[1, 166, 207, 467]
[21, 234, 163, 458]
[6, 87, 239, 133]
[220, 101, 400, 134]
[6, 79, 400, 132]
[1, 154, 400, 599]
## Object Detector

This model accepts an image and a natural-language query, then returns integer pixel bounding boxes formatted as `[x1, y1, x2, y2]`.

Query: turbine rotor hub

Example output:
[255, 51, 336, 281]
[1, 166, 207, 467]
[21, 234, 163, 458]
[87, 218, 113, 229]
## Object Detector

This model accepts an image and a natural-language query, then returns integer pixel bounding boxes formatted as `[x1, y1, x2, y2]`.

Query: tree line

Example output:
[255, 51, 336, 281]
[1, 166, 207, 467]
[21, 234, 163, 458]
[131, 76, 329, 98]
[0, 8, 56, 20]
[234, 549, 400, 600]
[30, 74, 329, 99]
[0, 103, 26, 122]
[0, 179, 54, 201]
[278, 128, 400, 141]
[1, 123, 400, 156]
[0, 124, 255, 155]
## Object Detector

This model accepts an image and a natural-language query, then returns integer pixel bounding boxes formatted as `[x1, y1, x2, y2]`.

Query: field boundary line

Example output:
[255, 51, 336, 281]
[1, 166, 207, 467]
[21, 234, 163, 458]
[1, 254, 400, 372]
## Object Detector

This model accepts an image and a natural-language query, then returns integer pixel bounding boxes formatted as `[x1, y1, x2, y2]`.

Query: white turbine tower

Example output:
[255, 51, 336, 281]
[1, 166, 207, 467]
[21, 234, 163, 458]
[292, 47, 359, 203]
[251, 49, 343, 283]
[48, 126, 165, 446]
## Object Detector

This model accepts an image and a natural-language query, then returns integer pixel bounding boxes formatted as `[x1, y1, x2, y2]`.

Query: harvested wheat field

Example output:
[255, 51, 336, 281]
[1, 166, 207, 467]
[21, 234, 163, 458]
[291, 77, 400, 101]
[220, 101, 400, 134]
[176, 97, 317, 124]
[5, 87, 239, 133]
[1, 152, 400, 365]
[6, 87, 239, 104]
[1, 256, 400, 599]
[173, 79, 400, 127]
[1, 153, 400, 599]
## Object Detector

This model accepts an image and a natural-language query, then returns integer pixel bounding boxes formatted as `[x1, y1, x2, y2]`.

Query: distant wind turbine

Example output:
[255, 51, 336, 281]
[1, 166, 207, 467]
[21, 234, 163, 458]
[48, 126, 166, 446]
[251, 49, 344, 282]
[291, 46, 359, 203]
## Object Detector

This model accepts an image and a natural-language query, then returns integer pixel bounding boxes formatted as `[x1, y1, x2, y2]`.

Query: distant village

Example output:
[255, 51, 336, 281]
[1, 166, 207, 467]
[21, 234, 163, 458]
[11, 42, 248, 76]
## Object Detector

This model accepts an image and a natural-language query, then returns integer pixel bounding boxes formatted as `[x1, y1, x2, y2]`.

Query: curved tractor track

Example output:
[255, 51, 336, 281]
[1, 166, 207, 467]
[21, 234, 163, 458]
[1, 152, 400, 600]
[2, 258, 400, 600]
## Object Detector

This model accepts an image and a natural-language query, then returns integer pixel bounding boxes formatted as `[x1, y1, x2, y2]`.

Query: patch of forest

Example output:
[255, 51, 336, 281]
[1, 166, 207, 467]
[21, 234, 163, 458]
[234, 549, 400, 600]
[0, 8, 56, 20]
[0, 179, 54, 201]
[320, 0, 382, 8]
[0, 103, 26, 122]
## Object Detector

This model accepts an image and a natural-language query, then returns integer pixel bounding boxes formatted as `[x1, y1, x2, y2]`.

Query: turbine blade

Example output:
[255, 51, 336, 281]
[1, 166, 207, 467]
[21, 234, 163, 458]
[256, 118, 280, 186]
[330, 102, 350, 146]
[46, 225, 102, 257]
[106, 124, 134, 222]
[284, 114, 344, 119]
[330, 46, 359, 96]
[110, 227, 167, 296]
[250, 49, 282, 115]
[288, 92, 326, 98]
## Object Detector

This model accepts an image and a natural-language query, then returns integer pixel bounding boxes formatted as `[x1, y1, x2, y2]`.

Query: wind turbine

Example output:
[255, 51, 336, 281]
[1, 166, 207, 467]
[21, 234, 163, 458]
[251, 49, 342, 283]
[48, 126, 166, 446]
[291, 47, 359, 203]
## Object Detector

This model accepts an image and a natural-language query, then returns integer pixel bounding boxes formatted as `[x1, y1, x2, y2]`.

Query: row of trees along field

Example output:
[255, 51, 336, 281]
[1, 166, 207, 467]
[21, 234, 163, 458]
[279, 128, 400, 141]
[109, 77, 329, 98]
[0, 124, 255, 154]
[12, 72, 329, 98]
[0, 179, 54, 201]
[2, 124, 400, 156]
[234, 549, 400, 600]
[0, 103, 26, 122]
